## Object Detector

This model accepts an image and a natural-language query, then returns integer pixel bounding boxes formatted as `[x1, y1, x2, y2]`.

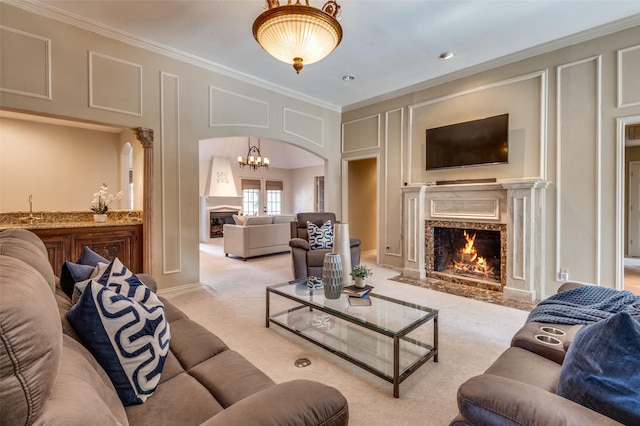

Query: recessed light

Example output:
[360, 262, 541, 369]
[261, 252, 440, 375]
[439, 51, 455, 60]
[342, 75, 355, 81]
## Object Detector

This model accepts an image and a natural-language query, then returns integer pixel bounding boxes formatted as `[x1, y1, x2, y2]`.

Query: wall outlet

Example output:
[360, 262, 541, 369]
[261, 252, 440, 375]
[559, 268, 569, 281]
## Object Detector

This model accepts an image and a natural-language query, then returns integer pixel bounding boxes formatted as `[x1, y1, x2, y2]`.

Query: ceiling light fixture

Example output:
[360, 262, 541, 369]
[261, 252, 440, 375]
[238, 138, 270, 171]
[342, 74, 355, 81]
[439, 51, 455, 60]
[252, 0, 342, 74]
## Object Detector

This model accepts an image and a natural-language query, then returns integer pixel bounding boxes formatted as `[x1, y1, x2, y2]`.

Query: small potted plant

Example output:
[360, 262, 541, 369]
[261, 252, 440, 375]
[350, 264, 373, 288]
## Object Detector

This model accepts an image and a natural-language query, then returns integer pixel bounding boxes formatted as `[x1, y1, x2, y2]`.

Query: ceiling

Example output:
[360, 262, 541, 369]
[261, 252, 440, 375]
[27, 0, 640, 111]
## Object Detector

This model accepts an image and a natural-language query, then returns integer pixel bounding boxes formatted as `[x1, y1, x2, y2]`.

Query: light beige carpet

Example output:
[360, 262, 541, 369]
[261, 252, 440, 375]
[160, 240, 529, 425]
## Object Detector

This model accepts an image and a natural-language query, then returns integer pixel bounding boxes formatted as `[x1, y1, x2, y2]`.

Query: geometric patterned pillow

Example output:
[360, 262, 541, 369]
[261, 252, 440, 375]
[307, 220, 334, 249]
[66, 258, 170, 405]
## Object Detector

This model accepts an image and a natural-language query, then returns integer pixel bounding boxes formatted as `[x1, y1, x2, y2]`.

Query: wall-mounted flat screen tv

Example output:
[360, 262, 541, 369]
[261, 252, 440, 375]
[425, 114, 509, 170]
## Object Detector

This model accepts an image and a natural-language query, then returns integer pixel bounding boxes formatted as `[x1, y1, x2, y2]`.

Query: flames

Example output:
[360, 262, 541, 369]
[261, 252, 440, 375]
[452, 230, 492, 277]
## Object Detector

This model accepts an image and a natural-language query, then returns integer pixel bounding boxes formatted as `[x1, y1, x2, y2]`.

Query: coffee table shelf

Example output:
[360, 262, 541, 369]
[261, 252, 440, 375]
[266, 281, 438, 397]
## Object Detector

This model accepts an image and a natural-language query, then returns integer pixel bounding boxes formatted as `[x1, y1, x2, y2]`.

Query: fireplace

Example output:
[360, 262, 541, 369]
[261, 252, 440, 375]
[209, 210, 239, 238]
[426, 220, 507, 291]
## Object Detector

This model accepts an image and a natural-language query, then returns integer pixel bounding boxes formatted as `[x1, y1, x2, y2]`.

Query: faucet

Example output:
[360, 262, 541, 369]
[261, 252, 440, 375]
[19, 194, 43, 224]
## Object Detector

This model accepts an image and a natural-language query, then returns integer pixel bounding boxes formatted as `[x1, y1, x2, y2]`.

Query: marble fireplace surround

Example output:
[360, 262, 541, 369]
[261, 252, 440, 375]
[426, 220, 507, 292]
[402, 178, 549, 302]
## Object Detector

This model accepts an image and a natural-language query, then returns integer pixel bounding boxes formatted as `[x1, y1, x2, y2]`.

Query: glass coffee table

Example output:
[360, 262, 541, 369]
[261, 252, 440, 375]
[266, 280, 438, 397]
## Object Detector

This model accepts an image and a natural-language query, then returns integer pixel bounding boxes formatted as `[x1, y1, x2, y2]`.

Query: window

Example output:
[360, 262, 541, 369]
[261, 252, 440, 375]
[266, 180, 283, 215]
[315, 176, 325, 212]
[241, 179, 260, 215]
[241, 178, 283, 215]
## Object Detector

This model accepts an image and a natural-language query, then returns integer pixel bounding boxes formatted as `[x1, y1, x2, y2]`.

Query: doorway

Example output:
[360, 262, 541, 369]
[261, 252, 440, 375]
[345, 156, 378, 258]
[618, 117, 640, 295]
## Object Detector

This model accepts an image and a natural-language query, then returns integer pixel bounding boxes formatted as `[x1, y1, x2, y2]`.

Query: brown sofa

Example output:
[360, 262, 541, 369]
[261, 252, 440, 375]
[0, 228, 349, 426]
[450, 282, 626, 426]
[289, 212, 361, 280]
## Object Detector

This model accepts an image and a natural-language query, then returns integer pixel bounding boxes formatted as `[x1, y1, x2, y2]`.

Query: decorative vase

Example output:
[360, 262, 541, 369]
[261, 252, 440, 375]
[322, 253, 343, 299]
[355, 276, 367, 289]
[93, 214, 107, 223]
[332, 223, 352, 286]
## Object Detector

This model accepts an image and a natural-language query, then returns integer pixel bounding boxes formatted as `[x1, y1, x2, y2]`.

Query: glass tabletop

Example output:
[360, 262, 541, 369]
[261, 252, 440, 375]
[268, 281, 438, 337]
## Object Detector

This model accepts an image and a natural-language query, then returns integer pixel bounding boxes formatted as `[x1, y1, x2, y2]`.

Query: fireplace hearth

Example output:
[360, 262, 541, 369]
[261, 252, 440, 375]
[426, 220, 506, 291]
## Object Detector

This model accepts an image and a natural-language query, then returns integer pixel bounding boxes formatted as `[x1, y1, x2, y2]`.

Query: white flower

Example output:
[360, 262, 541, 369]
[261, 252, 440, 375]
[91, 183, 122, 214]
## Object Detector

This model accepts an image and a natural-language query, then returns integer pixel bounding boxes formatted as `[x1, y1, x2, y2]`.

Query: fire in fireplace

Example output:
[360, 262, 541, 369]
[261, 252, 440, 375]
[427, 221, 506, 291]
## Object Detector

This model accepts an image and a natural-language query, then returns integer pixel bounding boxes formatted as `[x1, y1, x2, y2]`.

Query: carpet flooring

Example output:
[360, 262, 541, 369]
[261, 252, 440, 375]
[160, 241, 530, 425]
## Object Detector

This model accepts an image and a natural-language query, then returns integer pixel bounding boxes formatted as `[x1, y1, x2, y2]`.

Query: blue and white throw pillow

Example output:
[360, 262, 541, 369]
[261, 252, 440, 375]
[307, 220, 333, 249]
[66, 258, 170, 405]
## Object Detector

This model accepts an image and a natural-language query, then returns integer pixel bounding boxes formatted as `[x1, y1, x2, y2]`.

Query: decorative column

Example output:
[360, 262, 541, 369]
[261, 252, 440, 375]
[401, 184, 427, 279]
[501, 179, 549, 302]
[135, 127, 153, 274]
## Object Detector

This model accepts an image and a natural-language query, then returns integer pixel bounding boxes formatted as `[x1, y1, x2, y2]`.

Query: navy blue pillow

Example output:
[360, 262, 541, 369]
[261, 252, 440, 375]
[60, 261, 96, 298]
[66, 258, 170, 405]
[77, 246, 109, 267]
[557, 312, 640, 424]
[307, 220, 333, 249]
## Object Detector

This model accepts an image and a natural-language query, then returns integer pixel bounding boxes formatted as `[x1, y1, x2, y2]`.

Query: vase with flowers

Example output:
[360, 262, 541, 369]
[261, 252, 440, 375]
[91, 183, 122, 222]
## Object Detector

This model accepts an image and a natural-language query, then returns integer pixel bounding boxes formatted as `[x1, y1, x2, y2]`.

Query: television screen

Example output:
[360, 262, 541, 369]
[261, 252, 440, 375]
[425, 114, 509, 170]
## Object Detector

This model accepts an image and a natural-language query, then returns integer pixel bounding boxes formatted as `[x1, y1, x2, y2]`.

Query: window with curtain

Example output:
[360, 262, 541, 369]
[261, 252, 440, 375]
[266, 180, 283, 215]
[241, 179, 261, 215]
[240, 178, 284, 215]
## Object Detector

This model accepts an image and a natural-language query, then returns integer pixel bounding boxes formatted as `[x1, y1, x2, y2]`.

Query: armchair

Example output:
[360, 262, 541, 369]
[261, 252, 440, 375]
[289, 212, 361, 280]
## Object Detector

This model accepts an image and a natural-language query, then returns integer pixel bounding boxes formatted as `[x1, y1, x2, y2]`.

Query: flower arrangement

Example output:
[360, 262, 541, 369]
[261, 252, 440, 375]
[91, 183, 122, 214]
[350, 264, 373, 279]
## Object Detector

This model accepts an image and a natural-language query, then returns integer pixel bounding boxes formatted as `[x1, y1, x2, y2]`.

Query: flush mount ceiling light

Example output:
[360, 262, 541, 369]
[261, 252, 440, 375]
[238, 137, 270, 171]
[439, 51, 455, 60]
[252, 0, 342, 74]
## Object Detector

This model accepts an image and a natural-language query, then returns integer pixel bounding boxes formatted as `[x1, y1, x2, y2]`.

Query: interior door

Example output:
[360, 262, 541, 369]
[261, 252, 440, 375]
[629, 161, 640, 257]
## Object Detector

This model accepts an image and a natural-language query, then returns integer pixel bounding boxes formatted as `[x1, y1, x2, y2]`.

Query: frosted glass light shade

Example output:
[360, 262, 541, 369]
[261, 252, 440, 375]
[253, 3, 342, 74]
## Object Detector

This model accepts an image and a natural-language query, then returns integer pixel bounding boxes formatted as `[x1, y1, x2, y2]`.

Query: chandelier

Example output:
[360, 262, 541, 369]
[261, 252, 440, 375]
[252, 0, 342, 74]
[238, 138, 270, 170]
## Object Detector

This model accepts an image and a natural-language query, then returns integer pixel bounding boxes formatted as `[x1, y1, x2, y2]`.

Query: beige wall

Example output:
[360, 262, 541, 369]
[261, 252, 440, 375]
[0, 3, 342, 289]
[0, 117, 127, 211]
[290, 165, 325, 214]
[343, 25, 640, 297]
[348, 158, 377, 252]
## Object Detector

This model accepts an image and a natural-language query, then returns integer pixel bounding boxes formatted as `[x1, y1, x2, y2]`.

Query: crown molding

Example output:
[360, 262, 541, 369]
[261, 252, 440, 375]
[3, 0, 342, 113]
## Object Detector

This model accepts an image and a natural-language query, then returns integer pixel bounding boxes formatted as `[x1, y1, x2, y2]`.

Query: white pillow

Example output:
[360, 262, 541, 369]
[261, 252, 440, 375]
[232, 214, 245, 225]
[244, 216, 273, 225]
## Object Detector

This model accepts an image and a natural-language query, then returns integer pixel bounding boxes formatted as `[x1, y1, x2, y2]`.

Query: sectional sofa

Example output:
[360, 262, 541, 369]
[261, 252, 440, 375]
[0, 228, 349, 425]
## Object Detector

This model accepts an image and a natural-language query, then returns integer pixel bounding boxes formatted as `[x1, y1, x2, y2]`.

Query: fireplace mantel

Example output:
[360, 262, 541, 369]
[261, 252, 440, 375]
[402, 178, 549, 302]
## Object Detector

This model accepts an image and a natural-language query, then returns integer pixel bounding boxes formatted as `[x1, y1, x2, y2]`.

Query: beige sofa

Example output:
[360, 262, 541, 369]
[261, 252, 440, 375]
[223, 214, 294, 260]
[0, 228, 349, 426]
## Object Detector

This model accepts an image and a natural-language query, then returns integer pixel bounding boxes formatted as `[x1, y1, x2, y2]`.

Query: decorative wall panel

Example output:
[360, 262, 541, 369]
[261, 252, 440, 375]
[384, 108, 403, 257]
[617, 44, 640, 108]
[89, 51, 142, 116]
[0, 26, 51, 99]
[209, 86, 268, 128]
[283, 108, 324, 146]
[342, 114, 380, 153]
[557, 56, 600, 285]
[161, 72, 181, 274]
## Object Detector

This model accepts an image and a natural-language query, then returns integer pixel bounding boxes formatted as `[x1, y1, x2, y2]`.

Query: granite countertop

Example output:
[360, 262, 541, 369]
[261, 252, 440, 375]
[0, 210, 143, 231]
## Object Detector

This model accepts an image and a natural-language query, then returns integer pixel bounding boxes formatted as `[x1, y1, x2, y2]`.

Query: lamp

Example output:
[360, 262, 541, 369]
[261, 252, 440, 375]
[252, 0, 342, 74]
[238, 138, 270, 171]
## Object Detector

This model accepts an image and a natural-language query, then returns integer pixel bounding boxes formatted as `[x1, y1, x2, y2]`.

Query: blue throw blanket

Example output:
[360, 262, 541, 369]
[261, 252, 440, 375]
[527, 286, 640, 325]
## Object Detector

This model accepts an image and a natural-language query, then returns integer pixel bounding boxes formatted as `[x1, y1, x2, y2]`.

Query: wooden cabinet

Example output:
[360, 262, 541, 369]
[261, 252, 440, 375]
[32, 224, 143, 276]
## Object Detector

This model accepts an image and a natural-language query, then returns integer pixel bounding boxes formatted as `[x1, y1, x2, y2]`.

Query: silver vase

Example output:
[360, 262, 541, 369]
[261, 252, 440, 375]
[322, 253, 343, 299]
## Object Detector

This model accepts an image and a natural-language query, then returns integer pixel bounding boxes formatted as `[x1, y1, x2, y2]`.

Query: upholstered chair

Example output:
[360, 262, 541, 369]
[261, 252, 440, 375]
[289, 212, 361, 280]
